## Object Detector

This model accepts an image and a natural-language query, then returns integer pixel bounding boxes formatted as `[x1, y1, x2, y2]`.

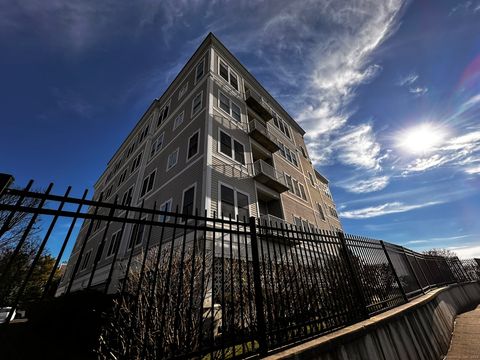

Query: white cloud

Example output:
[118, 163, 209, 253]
[449, 245, 480, 259]
[408, 86, 428, 96]
[398, 72, 418, 86]
[339, 175, 390, 193]
[340, 200, 442, 219]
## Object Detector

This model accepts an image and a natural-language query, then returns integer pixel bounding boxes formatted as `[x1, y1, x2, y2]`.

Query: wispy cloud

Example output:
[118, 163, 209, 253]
[340, 200, 442, 219]
[338, 175, 390, 194]
[398, 72, 418, 86]
[405, 234, 472, 245]
[409, 86, 428, 96]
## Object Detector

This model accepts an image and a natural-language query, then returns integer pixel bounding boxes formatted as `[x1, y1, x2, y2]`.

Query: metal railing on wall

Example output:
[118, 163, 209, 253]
[0, 175, 479, 359]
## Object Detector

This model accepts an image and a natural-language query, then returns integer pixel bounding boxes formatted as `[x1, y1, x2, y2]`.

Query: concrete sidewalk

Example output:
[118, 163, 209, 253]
[446, 305, 480, 359]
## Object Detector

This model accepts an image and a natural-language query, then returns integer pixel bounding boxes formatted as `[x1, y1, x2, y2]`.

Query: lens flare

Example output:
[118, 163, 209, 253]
[398, 123, 447, 154]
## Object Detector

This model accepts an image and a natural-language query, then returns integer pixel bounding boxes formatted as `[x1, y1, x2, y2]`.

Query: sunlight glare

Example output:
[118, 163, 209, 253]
[398, 123, 447, 154]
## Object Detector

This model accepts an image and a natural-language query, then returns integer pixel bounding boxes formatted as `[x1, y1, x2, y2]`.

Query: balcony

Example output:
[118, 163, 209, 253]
[248, 120, 280, 153]
[245, 89, 272, 121]
[252, 160, 289, 193]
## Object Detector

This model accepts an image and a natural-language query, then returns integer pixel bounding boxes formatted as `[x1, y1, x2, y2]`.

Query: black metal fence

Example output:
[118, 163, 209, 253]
[0, 177, 479, 359]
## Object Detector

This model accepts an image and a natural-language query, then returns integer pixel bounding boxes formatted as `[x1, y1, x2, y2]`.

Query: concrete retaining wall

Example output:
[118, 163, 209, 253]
[266, 281, 480, 360]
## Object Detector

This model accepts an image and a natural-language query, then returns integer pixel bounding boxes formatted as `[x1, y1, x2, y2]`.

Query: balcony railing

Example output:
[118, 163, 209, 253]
[248, 120, 280, 153]
[245, 89, 272, 121]
[252, 160, 289, 193]
[259, 214, 287, 227]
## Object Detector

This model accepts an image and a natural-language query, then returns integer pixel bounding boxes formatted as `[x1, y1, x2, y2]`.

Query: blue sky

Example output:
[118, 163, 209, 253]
[1, 0, 480, 258]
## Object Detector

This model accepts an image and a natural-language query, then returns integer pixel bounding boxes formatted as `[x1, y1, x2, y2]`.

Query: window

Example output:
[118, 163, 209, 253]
[94, 219, 102, 231]
[329, 207, 338, 219]
[182, 186, 195, 216]
[308, 172, 315, 187]
[291, 152, 298, 167]
[131, 152, 142, 173]
[118, 169, 127, 186]
[138, 125, 149, 143]
[173, 111, 185, 130]
[159, 199, 172, 222]
[218, 91, 241, 122]
[157, 103, 170, 127]
[150, 132, 165, 159]
[128, 219, 146, 249]
[220, 131, 232, 157]
[278, 142, 298, 167]
[317, 203, 325, 220]
[220, 184, 249, 219]
[106, 231, 121, 257]
[122, 186, 133, 206]
[219, 130, 245, 165]
[302, 219, 310, 232]
[237, 192, 249, 220]
[298, 183, 307, 200]
[220, 185, 235, 217]
[284, 174, 293, 193]
[272, 116, 292, 139]
[233, 140, 245, 165]
[218, 60, 239, 91]
[195, 59, 205, 83]
[294, 217, 303, 230]
[187, 131, 199, 160]
[279, 142, 286, 157]
[192, 92, 203, 115]
[300, 147, 308, 159]
[167, 148, 179, 170]
[81, 250, 92, 271]
[140, 170, 156, 197]
[105, 186, 113, 199]
[178, 82, 188, 99]
[292, 179, 299, 196]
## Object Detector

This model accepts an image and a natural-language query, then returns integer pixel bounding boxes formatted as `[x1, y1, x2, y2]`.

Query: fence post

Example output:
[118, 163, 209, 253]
[249, 217, 268, 355]
[403, 248, 425, 295]
[0, 173, 14, 196]
[381, 241, 408, 303]
[338, 232, 369, 320]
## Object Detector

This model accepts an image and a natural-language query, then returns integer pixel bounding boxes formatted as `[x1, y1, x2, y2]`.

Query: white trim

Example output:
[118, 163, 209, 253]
[217, 128, 247, 167]
[178, 81, 188, 100]
[106, 229, 122, 259]
[139, 169, 156, 199]
[194, 58, 205, 85]
[217, 89, 242, 123]
[205, 72, 214, 215]
[186, 129, 201, 162]
[172, 111, 185, 131]
[181, 182, 197, 216]
[159, 198, 173, 222]
[191, 91, 204, 117]
[217, 56, 240, 93]
[217, 181, 251, 220]
[166, 148, 179, 171]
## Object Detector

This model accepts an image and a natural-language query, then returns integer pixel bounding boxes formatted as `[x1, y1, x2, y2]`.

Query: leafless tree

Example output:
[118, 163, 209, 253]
[423, 248, 457, 258]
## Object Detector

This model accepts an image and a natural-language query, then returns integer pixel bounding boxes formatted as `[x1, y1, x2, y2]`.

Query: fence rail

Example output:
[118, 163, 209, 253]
[0, 177, 479, 359]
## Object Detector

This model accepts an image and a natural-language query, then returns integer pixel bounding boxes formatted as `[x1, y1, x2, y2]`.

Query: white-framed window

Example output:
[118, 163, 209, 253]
[122, 186, 133, 206]
[140, 170, 156, 198]
[167, 148, 179, 170]
[219, 183, 250, 220]
[329, 206, 338, 219]
[178, 82, 188, 99]
[317, 203, 326, 221]
[106, 231, 121, 258]
[130, 152, 142, 173]
[159, 198, 172, 222]
[192, 91, 203, 116]
[284, 173, 293, 193]
[308, 172, 315, 187]
[278, 142, 298, 167]
[157, 102, 170, 127]
[173, 111, 185, 130]
[80, 250, 92, 270]
[300, 146, 308, 159]
[138, 125, 149, 143]
[181, 184, 196, 217]
[195, 59, 205, 83]
[292, 178, 300, 196]
[219, 130, 245, 165]
[150, 132, 165, 159]
[118, 169, 127, 186]
[272, 116, 292, 139]
[298, 183, 307, 200]
[218, 59, 239, 91]
[187, 130, 200, 160]
[127, 217, 146, 249]
[218, 90, 241, 122]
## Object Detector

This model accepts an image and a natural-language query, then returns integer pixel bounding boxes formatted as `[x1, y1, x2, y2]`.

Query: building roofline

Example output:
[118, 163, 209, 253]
[314, 169, 329, 184]
[208, 33, 306, 136]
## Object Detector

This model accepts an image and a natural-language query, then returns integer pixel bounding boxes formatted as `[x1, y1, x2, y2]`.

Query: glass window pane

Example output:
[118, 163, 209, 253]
[231, 103, 241, 122]
[221, 185, 235, 217]
[233, 140, 245, 164]
[182, 187, 195, 216]
[230, 72, 238, 90]
[237, 192, 249, 220]
[220, 132, 232, 157]
[188, 132, 199, 159]
[220, 62, 229, 81]
[219, 93, 230, 113]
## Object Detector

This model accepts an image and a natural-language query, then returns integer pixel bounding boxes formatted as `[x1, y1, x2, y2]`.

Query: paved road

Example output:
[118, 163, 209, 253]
[446, 305, 480, 359]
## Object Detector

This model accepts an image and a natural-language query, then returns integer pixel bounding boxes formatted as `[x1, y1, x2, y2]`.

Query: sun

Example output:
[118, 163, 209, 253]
[398, 123, 447, 154]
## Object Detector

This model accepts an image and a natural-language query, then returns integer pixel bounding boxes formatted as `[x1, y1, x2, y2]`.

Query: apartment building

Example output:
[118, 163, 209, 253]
[57, 33, 342, 294]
